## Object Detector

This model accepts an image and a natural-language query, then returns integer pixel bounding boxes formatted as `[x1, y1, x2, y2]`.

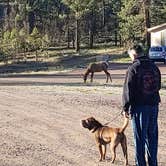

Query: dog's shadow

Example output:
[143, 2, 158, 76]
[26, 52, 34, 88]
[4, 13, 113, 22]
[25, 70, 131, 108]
[98, 158, 133, 166]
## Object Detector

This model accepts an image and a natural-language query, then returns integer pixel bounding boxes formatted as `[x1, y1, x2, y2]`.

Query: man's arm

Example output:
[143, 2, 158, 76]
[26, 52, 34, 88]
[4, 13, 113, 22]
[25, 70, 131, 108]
[157, 67, 161, 90]
[122, 66, 135, 113]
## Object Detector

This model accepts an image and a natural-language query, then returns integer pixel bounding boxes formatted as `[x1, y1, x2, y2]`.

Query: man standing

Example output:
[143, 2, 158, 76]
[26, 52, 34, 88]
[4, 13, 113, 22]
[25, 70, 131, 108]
[122, 45, 161, 166]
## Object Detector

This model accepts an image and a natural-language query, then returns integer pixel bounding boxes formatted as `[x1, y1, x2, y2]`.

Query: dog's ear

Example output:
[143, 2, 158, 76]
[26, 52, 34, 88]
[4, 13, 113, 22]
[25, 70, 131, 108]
[90, 117, 103, 128]
[88, 117, 95, 121]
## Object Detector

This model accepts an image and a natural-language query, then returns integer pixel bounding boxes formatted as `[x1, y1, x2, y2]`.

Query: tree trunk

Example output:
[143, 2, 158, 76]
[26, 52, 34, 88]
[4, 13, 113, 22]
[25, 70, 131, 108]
[143, 0, 151, 49]
[89, 29, 94, 49]
[35, 50, 38, 62]
[119, 35, 122, 46]
[66, 15, 70, 49]
[72, 33, 75, 49]
[114, 30, 118, 46]
[75, 19, 80, 52]
[5, 0, 11, 31]
[28, 11, 35, 34]
[102, 0, 106, 27]
[89, 10, 95, 49]
[67, 25, 70, 49]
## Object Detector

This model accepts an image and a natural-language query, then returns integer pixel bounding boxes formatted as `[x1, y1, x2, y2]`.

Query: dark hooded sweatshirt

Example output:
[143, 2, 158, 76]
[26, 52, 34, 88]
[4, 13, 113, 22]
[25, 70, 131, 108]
[122, 56, 161, 113]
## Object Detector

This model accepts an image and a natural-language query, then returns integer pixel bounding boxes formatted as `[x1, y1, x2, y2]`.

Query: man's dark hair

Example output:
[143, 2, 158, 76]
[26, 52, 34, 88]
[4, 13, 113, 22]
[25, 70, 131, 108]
[131, 45, 144, 55]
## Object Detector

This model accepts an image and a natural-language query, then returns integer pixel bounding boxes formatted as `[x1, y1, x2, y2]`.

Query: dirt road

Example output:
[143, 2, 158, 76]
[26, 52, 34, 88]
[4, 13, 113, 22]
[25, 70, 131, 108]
[0, 63, 166, 166]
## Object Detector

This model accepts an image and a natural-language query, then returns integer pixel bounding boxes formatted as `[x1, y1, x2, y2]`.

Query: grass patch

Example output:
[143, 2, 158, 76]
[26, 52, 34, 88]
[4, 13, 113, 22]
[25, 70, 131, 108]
[0, 46, 128, 74]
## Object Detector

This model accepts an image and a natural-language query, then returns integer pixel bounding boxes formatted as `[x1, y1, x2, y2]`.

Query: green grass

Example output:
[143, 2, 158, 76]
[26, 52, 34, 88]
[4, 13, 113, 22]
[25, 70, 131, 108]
[41, 46, 129, 64]
[0, 46, 129, 74]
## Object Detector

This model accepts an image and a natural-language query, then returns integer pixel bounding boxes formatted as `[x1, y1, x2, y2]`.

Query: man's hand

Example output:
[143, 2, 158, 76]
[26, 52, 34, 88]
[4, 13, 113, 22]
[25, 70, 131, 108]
[122, 111, 130, 118]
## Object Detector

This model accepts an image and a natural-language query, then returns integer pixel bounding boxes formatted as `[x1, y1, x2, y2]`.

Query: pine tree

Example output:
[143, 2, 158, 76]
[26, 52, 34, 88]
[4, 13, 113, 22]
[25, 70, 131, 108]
[150, 0, 166, 26]
[62, 0, 95, 52]
[118, 0, 144, 46]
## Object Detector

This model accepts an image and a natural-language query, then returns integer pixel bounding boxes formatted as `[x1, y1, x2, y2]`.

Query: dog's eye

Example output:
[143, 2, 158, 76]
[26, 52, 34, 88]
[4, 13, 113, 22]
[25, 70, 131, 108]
[86, 119, 89, 123]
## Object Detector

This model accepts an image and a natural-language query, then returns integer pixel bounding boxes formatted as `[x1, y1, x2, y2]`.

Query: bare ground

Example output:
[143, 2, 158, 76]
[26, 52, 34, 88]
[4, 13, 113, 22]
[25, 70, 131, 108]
[0, 64, 166, 166]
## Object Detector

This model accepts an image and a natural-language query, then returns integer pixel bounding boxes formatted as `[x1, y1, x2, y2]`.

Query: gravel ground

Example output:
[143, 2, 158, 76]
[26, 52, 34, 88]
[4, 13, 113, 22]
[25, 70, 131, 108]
[0, 65, 166, 166]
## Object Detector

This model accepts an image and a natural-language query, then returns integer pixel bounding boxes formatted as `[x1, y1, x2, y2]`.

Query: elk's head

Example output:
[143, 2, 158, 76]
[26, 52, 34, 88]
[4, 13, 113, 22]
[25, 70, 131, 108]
[82, 73, 87, 83]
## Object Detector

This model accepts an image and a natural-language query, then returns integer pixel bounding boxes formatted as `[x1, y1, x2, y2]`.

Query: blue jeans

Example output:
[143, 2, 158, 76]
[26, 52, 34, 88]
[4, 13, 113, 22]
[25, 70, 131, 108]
[131, 105, 158, 166]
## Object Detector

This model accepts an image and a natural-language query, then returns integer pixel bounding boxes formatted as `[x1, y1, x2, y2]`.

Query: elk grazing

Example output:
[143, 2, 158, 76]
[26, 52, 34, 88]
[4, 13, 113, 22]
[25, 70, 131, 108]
[83, 61, 112, 83]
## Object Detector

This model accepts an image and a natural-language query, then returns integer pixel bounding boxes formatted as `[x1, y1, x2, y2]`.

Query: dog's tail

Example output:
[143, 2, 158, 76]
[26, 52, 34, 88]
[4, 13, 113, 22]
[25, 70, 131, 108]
[119, 116, 129, 133]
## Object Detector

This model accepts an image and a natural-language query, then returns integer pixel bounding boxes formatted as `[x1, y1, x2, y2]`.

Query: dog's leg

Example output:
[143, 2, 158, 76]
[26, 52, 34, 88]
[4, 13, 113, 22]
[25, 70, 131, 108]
[120, 136, 128, 166]
[98, 144, 103, 161]
[102, 145, 106, 160]
[110, 143, 117, 163]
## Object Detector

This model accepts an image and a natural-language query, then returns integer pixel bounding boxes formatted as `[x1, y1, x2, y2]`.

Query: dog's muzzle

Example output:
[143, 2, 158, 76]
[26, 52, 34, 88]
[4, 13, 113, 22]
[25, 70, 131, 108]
[81, 120, 89, 128]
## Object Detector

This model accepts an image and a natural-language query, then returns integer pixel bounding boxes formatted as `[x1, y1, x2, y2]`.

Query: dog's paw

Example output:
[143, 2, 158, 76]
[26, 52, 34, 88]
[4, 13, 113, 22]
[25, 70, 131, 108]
[99, 158, 103, 162]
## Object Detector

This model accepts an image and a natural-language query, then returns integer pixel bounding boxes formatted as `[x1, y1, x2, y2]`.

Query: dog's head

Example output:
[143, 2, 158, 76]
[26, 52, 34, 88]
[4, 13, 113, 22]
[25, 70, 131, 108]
[81, 117, 103, 132]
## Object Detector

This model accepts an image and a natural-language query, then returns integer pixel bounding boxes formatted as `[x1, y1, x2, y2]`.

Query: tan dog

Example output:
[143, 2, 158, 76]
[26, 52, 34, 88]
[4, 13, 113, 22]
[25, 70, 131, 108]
[81, 116, 129, 165]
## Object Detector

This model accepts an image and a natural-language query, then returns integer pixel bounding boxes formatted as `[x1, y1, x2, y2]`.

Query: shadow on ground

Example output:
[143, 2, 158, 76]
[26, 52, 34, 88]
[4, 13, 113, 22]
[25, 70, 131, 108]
[0, 61, 48, 74]
[0, 80, 123, 87]
[0, 52, 129, 74]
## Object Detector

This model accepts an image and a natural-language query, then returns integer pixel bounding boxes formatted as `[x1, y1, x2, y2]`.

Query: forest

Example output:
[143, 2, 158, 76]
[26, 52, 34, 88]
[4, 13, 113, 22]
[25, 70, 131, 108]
[0, 0, 165, 64]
